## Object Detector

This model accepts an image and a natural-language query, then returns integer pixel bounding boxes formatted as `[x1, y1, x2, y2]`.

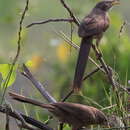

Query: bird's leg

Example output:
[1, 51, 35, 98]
[92, 44, 101, 60]
[95, 35, 103, 59]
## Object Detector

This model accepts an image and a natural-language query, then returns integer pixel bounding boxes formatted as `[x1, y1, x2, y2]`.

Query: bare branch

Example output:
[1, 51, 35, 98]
[13, 110, 36, 130]
[27, 0, 79, 28]
[14, 0, 29, 64]
[91, 45, 116, 86]
[83, 66, 103, 81]
[59, 0, 80, 26]
[22, 64, 57, 103]
[91, 44, 129, 94]
[61, 90, 74, 102]
[5, 105, 10, 130]
[27, 18, 73, 28]
[0, 105, 53, 130]
[1, 0, 29, 104]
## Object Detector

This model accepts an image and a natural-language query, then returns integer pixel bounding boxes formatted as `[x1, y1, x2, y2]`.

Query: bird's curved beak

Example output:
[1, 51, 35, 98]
[111, 0, 120, 6]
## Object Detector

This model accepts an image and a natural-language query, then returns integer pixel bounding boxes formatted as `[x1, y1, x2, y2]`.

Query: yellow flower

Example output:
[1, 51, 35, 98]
[26, 55, 44, 71]
[56, 42, 70, 63]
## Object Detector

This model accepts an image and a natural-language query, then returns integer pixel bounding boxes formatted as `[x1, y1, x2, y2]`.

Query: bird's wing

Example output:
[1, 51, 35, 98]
[78, 15, 109, 37]
[52, 102, 95, 122]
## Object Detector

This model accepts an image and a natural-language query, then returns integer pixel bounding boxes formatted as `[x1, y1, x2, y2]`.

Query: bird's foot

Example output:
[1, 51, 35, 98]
[96, 52, 102, 60]
[95, 46, 103, 59]
[92, 44, 102, 59]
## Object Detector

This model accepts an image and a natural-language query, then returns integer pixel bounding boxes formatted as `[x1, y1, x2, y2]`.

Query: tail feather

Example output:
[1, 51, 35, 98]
[9, 92, 51, 109]
[73, 37, 92, 91]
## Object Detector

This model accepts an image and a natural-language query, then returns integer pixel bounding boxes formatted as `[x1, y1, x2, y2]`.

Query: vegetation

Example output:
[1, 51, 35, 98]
[0, 0, 129, 129]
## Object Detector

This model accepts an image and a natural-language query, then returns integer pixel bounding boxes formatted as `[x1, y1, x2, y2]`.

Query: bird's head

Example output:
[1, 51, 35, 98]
[95, 0, 120, 11]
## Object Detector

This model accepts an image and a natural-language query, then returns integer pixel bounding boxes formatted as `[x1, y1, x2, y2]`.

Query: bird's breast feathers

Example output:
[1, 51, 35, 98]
[78, 12, 109, 38]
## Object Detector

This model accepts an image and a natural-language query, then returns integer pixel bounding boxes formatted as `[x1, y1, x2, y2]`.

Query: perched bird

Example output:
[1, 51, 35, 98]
[9, 92, 108, 130]
[73, 0, 120, 92]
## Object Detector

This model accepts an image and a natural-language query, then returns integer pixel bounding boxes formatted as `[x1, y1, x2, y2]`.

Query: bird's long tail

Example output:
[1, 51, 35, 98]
[73, 37, 92, 92]
[9, 92, 52, 109]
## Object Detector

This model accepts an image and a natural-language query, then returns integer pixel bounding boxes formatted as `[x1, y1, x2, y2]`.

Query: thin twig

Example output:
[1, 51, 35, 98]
[13, 0, 29, 64]
[83, 66, 103, 81]
[91, 44, 129, 94]
[0, 105, 52, 130]
[21, 114, 52, 130]
[61, 90, 74, 102]
[5, 105, 10, 130]
[13, 110, 36, 130]
[27, 0, 80, 27]
[1, 0, 29, 104]
[27, 18, 73, 28]
[22, 64, 57, 103]
[55, 31, 79, 49]
[60, 0, 80, 26]
[91, 44, 115, 86]
[69, 22, 74, 55]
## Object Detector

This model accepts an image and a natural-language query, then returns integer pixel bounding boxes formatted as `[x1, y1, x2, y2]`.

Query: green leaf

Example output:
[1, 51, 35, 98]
[62, 124, 70, 130]
[0, 64, 17, 88]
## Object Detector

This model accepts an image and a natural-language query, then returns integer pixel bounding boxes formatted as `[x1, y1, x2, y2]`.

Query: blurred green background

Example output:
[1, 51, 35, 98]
[0, 0, 130, 129]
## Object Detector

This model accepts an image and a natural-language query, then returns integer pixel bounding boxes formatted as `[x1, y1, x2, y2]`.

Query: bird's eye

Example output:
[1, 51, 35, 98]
[105, 2, 112, 8]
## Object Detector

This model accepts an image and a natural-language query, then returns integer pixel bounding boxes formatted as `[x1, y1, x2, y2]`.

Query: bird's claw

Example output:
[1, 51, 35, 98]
[96, 52, 102, 59]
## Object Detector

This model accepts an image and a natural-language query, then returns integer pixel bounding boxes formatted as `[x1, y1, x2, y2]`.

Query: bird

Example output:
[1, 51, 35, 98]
[9, 92, 108, 130]
[73, 0, 120, 92]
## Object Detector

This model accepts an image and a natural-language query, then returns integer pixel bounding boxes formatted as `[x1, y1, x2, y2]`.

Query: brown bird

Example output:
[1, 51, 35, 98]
[73, 0, 120, 91]
[9, 92, 108, 130]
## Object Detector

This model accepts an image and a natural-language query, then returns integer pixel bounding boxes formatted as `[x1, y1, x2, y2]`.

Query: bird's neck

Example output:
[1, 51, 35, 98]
[92, 8, 107, 15]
